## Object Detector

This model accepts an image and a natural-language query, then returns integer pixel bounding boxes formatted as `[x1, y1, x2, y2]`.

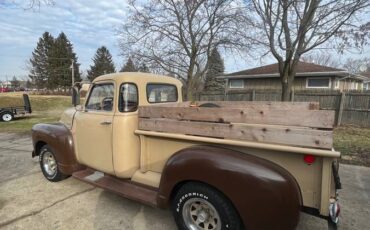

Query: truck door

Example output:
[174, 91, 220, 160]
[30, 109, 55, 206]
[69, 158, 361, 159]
[74, 82, 115, 174]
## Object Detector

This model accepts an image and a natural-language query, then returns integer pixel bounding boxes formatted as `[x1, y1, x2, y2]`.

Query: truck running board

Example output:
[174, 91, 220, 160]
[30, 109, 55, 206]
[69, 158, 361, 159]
[72, 168, 158, 207]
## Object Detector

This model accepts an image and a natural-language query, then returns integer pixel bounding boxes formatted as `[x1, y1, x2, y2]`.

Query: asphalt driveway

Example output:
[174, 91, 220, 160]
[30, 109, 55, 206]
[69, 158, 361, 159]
[0, 132, 369, 229]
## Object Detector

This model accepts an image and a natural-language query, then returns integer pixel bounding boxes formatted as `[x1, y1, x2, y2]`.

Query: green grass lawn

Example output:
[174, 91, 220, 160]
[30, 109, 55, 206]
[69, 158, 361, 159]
[0, 92, 71, 133]
[1, 93, 369, 166]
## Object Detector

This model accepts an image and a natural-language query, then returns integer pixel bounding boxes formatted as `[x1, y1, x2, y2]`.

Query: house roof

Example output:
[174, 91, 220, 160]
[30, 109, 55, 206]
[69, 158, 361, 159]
[227, 61, 344, 76]
[219, 61, 369, 81]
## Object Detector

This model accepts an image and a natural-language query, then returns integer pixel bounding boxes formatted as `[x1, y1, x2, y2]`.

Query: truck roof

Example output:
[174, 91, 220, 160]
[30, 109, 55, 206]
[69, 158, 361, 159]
[93, 72, 183, 87]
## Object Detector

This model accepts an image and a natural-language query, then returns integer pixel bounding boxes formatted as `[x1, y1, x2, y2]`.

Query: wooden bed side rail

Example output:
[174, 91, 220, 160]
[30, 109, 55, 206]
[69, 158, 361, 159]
[138, 118, 333, 149]
[138, 106, 335, 129]
[149, 101, 320, 110]
[134, 130, 340, 158]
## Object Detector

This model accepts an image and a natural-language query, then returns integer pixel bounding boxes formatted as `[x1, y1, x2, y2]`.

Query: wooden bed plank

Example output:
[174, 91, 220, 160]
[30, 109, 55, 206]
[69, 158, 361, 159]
[151, 101, 320, 110]
[139, 118, 333, 149]
[138, 106, 335, 128]
[196, 101, 320, 110]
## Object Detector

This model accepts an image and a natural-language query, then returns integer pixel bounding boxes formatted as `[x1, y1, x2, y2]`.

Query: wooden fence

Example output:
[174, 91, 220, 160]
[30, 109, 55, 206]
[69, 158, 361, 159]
[196, 90, 370, 127]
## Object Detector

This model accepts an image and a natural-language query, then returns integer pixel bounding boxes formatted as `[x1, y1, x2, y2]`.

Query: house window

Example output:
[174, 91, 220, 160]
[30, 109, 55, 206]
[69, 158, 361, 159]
[306, 77, 331, 89]
[349, 81, 355, 90]
[229, 79, 244, 88]
[334, 79, 340, 89]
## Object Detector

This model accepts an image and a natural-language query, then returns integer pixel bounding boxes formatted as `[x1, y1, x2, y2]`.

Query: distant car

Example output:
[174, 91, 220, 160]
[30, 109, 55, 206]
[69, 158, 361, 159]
[0, 87, 10, 93]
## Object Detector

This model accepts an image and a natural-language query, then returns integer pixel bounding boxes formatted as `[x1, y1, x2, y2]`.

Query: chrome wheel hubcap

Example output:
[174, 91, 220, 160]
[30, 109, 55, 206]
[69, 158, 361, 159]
[182, 198, 221, 230]
[2, 114, 12, 121]
[42, 151, 57, 176]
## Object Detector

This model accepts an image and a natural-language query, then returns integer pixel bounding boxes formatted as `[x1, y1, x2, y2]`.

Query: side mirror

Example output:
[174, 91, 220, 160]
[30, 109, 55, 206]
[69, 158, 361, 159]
[72, 86, 80, 106]
[80, 83, 91, 93]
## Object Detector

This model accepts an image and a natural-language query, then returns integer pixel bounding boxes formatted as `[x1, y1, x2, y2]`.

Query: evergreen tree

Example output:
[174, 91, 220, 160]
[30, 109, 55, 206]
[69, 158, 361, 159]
[48, 32, 81, 90]
[10, 76, 20, 88]
[120, 57, 137, 72]
[204, 48, 225, 92]
[29, 32, 54, 89]
[26, 80, 33, 89]
[138, 63, 150, 73]
[87, 46, 116, 81]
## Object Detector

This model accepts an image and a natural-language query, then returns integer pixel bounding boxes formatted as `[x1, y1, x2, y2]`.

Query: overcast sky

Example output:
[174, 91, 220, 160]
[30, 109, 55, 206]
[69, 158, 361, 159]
[0, 0, 369, 81]
[0, 0, 130, 81]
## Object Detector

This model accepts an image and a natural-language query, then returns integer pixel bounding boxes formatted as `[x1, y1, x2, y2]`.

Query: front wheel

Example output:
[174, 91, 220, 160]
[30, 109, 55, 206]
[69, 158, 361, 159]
[39, 145, 67, 182]
[172, 182, 242, 230]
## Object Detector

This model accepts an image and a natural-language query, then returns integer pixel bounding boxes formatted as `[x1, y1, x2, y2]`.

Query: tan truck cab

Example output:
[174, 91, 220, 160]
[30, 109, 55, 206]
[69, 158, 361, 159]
[32, 72, 341, 230]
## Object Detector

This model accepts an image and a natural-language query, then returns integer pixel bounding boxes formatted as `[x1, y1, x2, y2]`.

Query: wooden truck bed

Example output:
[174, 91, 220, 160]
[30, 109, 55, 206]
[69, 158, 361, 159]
[135, 101, 339, 216]
[138, 101, 335, 150]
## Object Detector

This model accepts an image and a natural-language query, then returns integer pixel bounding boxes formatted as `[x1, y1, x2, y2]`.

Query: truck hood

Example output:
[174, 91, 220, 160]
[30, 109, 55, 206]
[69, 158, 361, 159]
[59, 107, 77, 129]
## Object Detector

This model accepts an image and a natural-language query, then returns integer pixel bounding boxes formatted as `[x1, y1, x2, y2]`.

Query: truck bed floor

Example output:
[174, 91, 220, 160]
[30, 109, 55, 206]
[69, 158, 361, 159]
[72, 168, 158, 207]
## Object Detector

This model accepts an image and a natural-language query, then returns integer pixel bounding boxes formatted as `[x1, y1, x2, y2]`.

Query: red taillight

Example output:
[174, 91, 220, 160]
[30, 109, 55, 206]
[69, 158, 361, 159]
[304, 154, 316, 165]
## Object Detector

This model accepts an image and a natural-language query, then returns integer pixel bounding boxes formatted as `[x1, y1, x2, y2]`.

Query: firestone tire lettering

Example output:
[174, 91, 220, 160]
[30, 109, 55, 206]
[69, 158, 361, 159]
[176, 192, 209, 213]
[171, 182, 242, 230]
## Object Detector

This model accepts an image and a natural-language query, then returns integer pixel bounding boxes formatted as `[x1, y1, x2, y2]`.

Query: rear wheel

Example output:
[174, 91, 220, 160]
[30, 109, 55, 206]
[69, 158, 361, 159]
[172, 182, 242, 230]
[1, 112, 13, 122]
[39, 145, 67, 182]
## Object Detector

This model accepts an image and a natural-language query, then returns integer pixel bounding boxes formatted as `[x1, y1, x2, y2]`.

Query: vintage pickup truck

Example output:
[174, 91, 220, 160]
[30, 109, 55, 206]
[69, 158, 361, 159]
[31, 73, 341, 230]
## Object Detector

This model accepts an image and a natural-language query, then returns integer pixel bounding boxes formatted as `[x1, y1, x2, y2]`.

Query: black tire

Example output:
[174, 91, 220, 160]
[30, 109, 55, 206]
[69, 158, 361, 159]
[328, 219, 338, 230]
[172, 182, 242, 230]
[1, 111, 14, 122]
[39, 145, 67, 182]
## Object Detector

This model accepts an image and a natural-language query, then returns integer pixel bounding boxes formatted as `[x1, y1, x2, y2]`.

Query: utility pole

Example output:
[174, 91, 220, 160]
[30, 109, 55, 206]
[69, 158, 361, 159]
[70, 59, 75, 87]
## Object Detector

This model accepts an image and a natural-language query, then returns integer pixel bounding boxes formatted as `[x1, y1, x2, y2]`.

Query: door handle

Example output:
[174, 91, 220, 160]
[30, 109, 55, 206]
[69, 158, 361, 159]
[100, 121, 112, 125]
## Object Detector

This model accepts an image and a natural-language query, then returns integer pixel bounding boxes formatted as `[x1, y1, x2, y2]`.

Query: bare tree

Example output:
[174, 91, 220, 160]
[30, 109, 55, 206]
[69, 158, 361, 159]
[251, 0, 369, 101]
[0, 0, 54, 9]
[300, 52, 340, 68]
[118, 0, 251, 99]
[24, 0, 54, 9]
[342, 57, 370, 74]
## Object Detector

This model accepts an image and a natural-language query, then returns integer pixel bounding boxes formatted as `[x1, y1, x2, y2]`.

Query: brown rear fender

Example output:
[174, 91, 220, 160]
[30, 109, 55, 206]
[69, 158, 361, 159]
[31, 123, 83, 175]
[157, 145, 302, 230]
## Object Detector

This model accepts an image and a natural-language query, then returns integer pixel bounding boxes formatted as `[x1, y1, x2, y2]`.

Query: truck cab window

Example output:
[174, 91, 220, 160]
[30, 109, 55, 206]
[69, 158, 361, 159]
[85, 84, 114, 111]
[146, 84, 177, 103]
[119, 83, 138, 112]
